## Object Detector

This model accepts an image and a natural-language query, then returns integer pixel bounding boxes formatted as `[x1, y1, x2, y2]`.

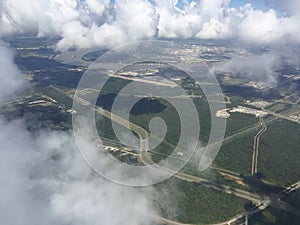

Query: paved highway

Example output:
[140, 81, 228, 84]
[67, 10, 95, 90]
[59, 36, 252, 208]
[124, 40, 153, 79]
[71, 92, 264, 205]
[251, 117, 267, 175]
[214, 181, 300, 225]
[262, 109, 300, 125]
[54, 87, 299, 225]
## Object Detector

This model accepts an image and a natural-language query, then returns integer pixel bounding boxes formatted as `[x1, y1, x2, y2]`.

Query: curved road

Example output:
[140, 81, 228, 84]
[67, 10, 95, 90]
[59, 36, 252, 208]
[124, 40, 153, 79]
[251, 117, 267, 175]
[73, 93, 299, 225]
[52, 79, 299, 225]
[53, 51, 300, 225]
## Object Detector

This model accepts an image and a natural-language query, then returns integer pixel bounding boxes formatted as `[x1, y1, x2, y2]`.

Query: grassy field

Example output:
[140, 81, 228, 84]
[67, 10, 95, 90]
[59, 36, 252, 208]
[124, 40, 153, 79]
[35, 86, 73, 108]
[258, 119, 300, 186]
[36, 77, 300, 188]
[154, 177, 249, 225]
[266, 102, 293, 113]
[214, 129, 259, 176]
[181, 162, 249, 191]
[0, 93, 72, 131]
[225, 113, 259, 137]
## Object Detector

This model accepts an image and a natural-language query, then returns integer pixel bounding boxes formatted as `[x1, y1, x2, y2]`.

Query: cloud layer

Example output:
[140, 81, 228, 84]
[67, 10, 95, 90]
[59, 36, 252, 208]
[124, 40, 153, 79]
[1, 0, 300, 50]
[0, 41, 26, 103]
[0, 37, 156, 225]
[0, 120, 156, 225]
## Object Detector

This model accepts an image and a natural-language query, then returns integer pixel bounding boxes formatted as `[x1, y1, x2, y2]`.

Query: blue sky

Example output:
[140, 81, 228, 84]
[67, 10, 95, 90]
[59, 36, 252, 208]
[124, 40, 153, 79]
[175, 0, 269, 10]
[230, 0, 269, 10]
[106, 0, 270, 11]
[102, 0, 269, 11]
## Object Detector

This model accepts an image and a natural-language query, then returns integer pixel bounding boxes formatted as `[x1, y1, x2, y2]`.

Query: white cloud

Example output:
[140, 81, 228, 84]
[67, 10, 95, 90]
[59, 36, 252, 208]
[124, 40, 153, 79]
[0, 120, 156, 225]
[273, 0, 300, 16]
[0, 40, 26, 104]
[237, 8, 282, 44]
[1, 0, 300, 49]
[154, 0, 202, 38]
[56, 21, 91, 50]
[0, 40, 156, 225]
[85, 0, 110, 15]
[116, 0, 158, 40]
[213, 50, 281, 86]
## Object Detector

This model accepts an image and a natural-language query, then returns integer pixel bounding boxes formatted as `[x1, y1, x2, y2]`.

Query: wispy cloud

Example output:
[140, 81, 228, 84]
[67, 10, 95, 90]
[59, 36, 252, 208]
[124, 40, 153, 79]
[0, 38, 156, 225]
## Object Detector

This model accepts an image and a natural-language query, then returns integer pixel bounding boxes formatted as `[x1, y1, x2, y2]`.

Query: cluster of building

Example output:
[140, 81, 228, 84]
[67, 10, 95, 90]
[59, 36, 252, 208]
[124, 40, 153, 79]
[216, 106, 268, 118]
[290, 114, 300, 121]
[168, 44, 242, 63]
[245, 100, 271, 108]
[117, 69, 159, 77]
[282, 74, 300, 80]
[245, 81, 268, 90]
[230, 106, 268, 117]
[103, 145, 138, 158]
[216, 108, 231, 119]
[28, 94, 57, 106]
